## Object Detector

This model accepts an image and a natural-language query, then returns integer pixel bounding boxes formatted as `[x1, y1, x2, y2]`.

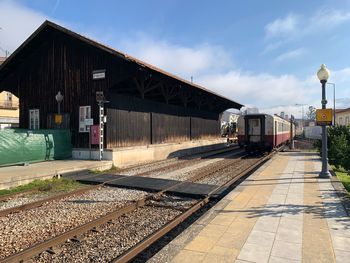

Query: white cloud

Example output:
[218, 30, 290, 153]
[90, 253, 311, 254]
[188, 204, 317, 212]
[265, 9, 350, 41]
[275, 48, 305, 62]
[197, 71, 318, 110]
[331, 67, 350, 83]
[309, 9, 350, 30]
[118, 36, 233, 78]
[265, 14, 298, 38]
[116, 36, 321, 112]
[0, 0, 50, 55]
[1, 1, 348, 117]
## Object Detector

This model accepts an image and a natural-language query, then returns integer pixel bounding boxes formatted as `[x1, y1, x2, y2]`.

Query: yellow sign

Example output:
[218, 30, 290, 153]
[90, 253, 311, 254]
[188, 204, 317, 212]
[55, 114, 62, 125]
[316, 109, 332, 126]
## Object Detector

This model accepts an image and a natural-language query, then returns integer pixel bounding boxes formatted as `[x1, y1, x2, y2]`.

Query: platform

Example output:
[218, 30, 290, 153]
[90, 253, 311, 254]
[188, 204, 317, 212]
[72, 138, 228, 167]
[0, 160, 112, 190]
[149, 151, 350, 263]
[65, 173, 221, 198]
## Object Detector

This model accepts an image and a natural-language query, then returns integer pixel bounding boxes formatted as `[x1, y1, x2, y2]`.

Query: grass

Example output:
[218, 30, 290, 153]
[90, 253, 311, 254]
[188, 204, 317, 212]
[0, 178, 83, 197]
[90, 164, 121, 174]
[333, 166, 350, 193]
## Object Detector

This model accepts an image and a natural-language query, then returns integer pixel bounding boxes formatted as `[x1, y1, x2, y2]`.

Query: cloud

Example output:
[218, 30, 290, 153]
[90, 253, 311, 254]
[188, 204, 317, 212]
[118, 36, 233, 78]
[310, 9, 350, 29]
[197, 71, 318, 110]
[274, 48, 305, 62]
[1, 1, 348, 117]
[331, 67, 350, 83]
[336, 98, 350, 108]
[263, 9, 350, 55]
[116, 36, 320, 111]
[0, 0, 50, 55]
[265, 14, 298, 38]
[265, 9, 350, 41]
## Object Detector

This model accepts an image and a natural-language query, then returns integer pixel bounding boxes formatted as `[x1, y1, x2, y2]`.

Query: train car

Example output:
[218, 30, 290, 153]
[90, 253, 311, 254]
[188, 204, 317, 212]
[237, 114, 293, 152]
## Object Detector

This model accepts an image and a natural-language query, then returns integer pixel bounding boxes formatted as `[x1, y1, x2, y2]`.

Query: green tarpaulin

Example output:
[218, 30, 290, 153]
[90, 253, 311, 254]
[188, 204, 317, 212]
[0, 129, 72, 166]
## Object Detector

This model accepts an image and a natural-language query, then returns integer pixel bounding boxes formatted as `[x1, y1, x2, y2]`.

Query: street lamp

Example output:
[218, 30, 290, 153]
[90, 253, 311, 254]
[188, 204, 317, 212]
[55, 91, 63, 114]
[327, 82, 336, 126]
[317, 64, 331, 178]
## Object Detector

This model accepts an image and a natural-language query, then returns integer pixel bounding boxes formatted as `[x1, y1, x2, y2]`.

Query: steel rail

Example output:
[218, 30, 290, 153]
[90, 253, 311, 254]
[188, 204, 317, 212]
[0, 147, 250, 262]
[0, 198, 148, 263]
[0, 184, 101, 217]
[0, 146, 239, 216]
[112, 150, 278, 263]
[0, 189, 39, 202]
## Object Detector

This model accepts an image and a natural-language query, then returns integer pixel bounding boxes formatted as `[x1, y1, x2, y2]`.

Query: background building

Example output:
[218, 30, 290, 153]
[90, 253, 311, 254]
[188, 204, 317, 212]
[335, 108, 350, 126]
[0, 21, 242, 164]
[0, 57, 19, 129]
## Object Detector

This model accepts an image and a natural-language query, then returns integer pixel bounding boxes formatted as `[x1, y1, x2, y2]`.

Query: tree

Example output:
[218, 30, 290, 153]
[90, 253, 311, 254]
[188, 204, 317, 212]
[316, 125, 350, 172]
[306, 106, 316, 120]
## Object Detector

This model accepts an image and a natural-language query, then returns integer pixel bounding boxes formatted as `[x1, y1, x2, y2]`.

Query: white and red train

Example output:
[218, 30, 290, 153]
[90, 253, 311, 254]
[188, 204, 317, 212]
[237, 114, 294, 152]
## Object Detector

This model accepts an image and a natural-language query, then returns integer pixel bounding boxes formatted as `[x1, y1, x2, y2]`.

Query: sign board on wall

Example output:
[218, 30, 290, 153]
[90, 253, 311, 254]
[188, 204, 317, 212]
[92, 70, 106, 80]
[85, 118, 94, 126]
[316, 109, 333, 126]
[90, 125, 100, 145]
[55, 114, 62, 125]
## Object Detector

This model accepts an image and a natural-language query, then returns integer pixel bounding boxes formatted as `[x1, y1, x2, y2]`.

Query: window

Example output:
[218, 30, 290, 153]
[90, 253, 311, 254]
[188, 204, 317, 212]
[346, 117, 349, 126]
[5, 92, 12, 101]
[29, 109, 40, 130]
[339, 117, 343, 125]
[79, 106, 91, 132]
[4, 92, 12, 107]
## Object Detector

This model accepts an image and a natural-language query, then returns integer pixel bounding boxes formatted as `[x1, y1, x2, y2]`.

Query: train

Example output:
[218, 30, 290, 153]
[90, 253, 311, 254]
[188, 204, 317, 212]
[237, 114, 294, 152]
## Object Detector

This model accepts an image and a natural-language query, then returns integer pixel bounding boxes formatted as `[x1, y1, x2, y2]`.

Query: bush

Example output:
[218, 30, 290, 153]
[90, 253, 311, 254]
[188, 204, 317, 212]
[316, 125, 350, 172]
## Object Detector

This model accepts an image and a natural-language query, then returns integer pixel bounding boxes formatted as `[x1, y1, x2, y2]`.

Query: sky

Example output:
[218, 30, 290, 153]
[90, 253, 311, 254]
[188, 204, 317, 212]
[0, 0, 350, 118]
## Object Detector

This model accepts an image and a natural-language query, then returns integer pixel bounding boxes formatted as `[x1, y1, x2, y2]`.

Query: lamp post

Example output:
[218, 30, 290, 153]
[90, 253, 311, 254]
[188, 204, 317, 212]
[327, 82, 336, 126]
[55, 91, 63, 114]
[317, 64, 331, 178]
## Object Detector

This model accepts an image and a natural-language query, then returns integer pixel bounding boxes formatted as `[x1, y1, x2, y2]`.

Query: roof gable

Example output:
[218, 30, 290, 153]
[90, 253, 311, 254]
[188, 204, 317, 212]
[0, 20, 243, 109]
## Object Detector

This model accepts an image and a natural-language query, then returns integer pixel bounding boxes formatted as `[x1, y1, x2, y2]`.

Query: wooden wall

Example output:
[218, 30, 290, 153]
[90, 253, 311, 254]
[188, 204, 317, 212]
[106, 108, 219, 148]
[3, 28, 222, 149]
[191, 117, 221, 140]
[151, 113, 190, 144]
[106, 109, 150, 147]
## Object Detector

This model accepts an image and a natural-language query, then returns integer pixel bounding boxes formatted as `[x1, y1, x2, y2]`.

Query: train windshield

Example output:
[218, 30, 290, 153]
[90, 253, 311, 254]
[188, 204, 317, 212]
[248, 119, 261, 142]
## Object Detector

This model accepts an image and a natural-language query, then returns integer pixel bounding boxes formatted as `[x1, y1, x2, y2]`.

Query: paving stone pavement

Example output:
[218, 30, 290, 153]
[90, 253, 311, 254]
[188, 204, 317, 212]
[149, 152, 350, 263]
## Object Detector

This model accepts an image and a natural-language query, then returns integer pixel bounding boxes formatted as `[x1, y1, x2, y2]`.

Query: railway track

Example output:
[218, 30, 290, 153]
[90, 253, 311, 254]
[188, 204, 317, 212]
[0, 147, 279, 263]
[0, 145, 240, 216]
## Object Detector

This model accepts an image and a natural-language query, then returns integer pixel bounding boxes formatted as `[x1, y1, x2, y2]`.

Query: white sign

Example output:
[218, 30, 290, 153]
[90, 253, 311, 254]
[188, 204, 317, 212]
[92, 70, 105, 80]
[85, 118, 94, 126]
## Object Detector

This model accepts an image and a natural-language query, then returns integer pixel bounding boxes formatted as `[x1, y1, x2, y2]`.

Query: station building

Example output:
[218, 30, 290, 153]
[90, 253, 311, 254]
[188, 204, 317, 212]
[0, 21, 242, 166]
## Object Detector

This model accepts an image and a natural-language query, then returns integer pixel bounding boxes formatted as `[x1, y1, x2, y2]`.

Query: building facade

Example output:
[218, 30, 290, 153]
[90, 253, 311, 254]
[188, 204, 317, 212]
[0, 57, 19, 129]
[0, 21, 242, 152]
[335, 108, 350, 126]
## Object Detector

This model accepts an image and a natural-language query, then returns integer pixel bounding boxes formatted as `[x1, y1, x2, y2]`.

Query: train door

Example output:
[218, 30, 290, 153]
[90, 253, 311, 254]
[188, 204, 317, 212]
[274, 121, 277, 147]
[248, 119, 261, 143]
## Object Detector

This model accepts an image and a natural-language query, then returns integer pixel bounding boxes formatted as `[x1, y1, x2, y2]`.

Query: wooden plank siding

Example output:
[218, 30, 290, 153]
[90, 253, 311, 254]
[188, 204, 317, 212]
[106, 108, 150, 148]
[191, 117, 220, 140]
[1, 25, 225, 149]
[151, 113, 190, 144]
[106, 108, 219, 148]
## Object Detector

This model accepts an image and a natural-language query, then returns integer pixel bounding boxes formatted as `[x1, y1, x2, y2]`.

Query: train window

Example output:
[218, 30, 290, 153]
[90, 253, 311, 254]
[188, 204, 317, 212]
[252, 120, 259, 127]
